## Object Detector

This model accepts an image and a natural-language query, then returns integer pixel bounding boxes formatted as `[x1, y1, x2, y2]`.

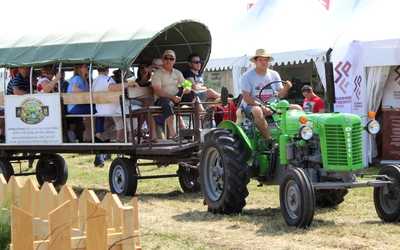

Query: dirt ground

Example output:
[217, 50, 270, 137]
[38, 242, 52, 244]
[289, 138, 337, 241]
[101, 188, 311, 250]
[136, 182, 400, 250]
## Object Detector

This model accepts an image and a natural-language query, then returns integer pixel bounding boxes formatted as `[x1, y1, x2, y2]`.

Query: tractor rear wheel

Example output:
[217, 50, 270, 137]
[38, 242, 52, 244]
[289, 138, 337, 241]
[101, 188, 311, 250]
[199, 129, 249, 214]
[315, 189, 348, 207]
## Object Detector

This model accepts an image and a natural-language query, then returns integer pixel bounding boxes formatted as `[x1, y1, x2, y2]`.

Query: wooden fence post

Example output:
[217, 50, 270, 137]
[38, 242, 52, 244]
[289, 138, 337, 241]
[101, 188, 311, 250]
[86, 200, 107, 250]
[49, 200, 72, 250]
[11, 206, 34, 250]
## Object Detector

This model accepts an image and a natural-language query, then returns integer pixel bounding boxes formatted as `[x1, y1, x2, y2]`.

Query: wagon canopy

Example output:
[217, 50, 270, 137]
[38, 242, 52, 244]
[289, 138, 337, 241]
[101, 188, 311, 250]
[0, 19, 211, 72]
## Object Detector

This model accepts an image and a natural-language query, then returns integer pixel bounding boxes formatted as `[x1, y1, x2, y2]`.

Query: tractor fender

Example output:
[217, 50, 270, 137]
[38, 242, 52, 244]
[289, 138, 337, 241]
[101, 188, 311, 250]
[217, 120, 253, 153]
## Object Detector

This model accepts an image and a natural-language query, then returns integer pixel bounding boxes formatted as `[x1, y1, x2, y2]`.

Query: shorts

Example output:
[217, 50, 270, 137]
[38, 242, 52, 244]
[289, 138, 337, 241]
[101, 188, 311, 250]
[197, 90, 206, 102]
[244, 105, 255, 118]
[154, 97, 175, 120]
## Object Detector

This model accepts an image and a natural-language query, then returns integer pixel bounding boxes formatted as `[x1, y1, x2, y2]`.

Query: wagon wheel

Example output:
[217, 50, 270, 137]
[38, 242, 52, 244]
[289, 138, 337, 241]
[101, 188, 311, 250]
[36, 153, 68, 187]
[177, 163, 200, 193]
[0, 157, 14, 182]
[109, 158, 138, 196]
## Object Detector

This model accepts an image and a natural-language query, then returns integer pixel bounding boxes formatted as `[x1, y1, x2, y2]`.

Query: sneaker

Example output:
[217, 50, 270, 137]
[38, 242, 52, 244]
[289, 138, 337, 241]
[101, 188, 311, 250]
[67, 131, 76, 143]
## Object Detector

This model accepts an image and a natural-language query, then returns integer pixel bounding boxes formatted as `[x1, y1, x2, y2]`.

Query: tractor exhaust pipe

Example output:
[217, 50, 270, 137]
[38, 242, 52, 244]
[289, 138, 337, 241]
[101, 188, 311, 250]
[325, 48, 336, 112]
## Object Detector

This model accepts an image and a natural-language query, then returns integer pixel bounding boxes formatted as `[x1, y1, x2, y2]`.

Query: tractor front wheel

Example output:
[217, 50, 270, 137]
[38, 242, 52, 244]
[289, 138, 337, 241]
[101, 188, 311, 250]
[280, 168, 315, 228]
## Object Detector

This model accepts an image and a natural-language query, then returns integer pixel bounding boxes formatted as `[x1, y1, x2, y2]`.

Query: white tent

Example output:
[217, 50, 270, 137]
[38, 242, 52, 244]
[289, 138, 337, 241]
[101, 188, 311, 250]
[205, 0, 400, 165]
[205, 0, 358, 95]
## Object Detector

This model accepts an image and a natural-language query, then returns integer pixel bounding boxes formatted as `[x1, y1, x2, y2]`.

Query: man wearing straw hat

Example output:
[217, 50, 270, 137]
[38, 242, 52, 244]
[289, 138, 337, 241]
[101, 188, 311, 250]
[240, 48, 301, 148]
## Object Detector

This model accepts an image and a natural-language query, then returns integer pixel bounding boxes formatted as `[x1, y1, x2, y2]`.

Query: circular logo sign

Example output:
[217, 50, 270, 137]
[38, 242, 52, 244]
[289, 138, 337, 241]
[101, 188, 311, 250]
[16, 97, 49, 125]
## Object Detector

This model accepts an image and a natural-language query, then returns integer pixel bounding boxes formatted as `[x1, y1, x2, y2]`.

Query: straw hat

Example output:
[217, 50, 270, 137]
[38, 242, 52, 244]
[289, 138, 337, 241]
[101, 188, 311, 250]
[249, 48, 274, 63]
[151, 58, 163, 69]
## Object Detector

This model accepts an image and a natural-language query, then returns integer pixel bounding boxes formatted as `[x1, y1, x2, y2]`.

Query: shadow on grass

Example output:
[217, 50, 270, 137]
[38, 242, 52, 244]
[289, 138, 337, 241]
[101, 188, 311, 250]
[171, 204, 342, 235]
[171, 206, 334, 235]
[137, 190, 203, 203]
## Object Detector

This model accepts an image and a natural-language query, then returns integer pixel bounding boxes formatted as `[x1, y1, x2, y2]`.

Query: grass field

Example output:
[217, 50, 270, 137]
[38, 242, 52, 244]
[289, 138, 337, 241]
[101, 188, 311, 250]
[12, 154, 400, 250]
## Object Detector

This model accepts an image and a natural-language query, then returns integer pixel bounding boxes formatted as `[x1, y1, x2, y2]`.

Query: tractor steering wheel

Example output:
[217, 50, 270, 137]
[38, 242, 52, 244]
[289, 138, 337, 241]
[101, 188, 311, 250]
[258, 80, 287, 105]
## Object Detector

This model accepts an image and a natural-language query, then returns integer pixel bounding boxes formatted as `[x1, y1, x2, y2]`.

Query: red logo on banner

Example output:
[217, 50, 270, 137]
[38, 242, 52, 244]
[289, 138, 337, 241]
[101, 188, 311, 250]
[319, 0, 330, 10]
[335, 61, 352, 95]
[334, 61, 351, 83]
[394, 65, 400, 86]
[354, 75, 362, 100]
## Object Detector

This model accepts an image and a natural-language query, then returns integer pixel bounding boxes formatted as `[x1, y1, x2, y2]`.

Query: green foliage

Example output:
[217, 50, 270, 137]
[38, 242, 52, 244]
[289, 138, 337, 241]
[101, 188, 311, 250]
[0, 208, 11, 250]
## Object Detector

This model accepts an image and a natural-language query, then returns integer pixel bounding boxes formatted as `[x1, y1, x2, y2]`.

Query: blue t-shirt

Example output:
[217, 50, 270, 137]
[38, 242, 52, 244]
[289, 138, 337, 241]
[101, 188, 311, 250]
[67, 75, 88, 112]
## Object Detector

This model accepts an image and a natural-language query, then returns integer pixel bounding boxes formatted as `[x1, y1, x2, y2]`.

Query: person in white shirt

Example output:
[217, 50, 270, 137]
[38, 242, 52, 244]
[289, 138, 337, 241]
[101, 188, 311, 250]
[92, 65, 137, 142]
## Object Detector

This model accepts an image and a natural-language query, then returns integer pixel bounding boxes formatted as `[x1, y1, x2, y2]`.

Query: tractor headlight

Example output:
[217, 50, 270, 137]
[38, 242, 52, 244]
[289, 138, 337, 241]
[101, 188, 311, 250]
[366, 120, 380, 134]
[299, 126, 313, 140]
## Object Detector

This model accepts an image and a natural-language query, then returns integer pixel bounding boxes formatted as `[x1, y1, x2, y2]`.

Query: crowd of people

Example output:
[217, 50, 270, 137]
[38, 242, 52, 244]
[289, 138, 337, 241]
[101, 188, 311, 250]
[2, 47, 325, 166]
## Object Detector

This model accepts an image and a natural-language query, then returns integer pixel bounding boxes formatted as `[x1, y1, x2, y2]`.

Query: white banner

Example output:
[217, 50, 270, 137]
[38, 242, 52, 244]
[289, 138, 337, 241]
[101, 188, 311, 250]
[203, 69, 234, 94]
[333, 42, 366, 116]
[5, 93, 62, 144]
[382, 66, 400, 110]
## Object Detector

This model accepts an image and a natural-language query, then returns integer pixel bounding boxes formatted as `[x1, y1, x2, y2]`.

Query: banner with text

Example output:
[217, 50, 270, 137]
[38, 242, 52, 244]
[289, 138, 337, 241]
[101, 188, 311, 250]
[381, 66, 400, 160]
[5, 94, 62, 144]
[333, 42, 366, 115]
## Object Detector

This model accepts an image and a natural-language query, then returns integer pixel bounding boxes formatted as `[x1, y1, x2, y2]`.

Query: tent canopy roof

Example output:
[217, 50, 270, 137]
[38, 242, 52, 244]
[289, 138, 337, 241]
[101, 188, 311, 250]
[205, 49, 326, 71]
[0, 19, 211, 72]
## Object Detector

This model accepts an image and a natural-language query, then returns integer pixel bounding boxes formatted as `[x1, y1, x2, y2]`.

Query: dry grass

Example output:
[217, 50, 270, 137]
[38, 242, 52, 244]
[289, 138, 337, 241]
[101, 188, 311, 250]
[15, 154, 400, 250]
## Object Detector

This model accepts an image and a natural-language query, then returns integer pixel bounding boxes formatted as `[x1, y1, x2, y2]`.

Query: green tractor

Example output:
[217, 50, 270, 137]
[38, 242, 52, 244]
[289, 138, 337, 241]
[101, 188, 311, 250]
[198, 80, 400, 228]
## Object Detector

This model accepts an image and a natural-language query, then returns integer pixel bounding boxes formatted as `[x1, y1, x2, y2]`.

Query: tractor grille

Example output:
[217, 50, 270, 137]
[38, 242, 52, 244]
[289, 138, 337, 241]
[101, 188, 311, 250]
[325, 123, 363, 166]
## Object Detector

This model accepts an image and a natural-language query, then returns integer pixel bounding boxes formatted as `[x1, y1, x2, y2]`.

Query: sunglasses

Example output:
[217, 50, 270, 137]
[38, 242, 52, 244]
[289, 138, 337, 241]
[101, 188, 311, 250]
[191, 60, 202, 64]
[163, 57, 175, 61]
[301, 88, 311, 93]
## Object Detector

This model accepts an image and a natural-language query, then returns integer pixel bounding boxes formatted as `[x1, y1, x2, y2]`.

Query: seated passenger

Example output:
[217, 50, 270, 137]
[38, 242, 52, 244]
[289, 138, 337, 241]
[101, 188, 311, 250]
[92, 65, 137, 142]
[152, 50, 211, 141]
[134, 61, 158, 143]
[150, 58, 163, 72]
[37, 65, 61, 93]
[66, 64, 103, 143]
[136, 62, 152, 87]
[7, 67, 37, 95]
[183, 53, 233, 107]
[60, 70, 69, 93]
[183, 53, 222, 104]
